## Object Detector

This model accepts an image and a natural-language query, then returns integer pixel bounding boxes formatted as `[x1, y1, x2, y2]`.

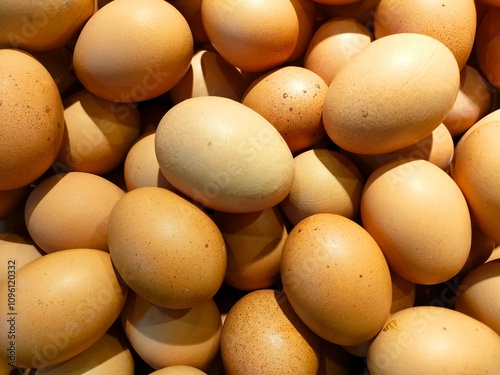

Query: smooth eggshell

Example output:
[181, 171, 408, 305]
[281, 213, 392, 346]
[169, 0, 209, 45]
[0, 249, 128, 368]
[149, 366, 207, 375]
[155, 96, 295, 213]
[0, 233, 44, 283]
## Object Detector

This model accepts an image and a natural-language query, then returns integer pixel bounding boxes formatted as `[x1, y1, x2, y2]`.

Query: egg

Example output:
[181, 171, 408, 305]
[279, 149, 365, 225]
[108, 187, 226, 309]
[390, 272, 416, 314]
[373, 0, 476, 69]
[56, 89, 141, 175]
[0, 0, 96, 51]
[324, 0, 380, 26]
[73, 0, 193, 102]
[0, 187, 29, 221]
[121, 292, 221, 371]
[322, 33, 460, 155]
[24, 171, 125, 253]
[474, 7, 500, 89]
[155, 96, 294, 213]
[169, 0, 210, 45]
[459, 224, 496, 275]
[0, 248, 128, 368]
[361, 158, 472, 285]
[241, 66, 328, 154]
[149, 366, 207, 375]
[367, 306, 500, 375]
[281, 213, 392, 346]
[221, 289, 320, 374]
[0, 49, 65, 191]
[0, 233, 44, 283]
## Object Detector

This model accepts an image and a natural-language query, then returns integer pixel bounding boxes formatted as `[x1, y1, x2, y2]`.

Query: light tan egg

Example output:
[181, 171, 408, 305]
[0, 187, 29, 221]
[281, 213, 392, 346]
[24, 171, 125, 253]
[0, 233, 44, 283]
[0, 49, 65, 191]
[56, 89, 141, 175]
[121, 292, 221, 371]
[280, 149, 364, 225]
[149, 366, 207, 375]
[169, 0, 209, 45]
[211, 206, 288, 291]
[155, 96, 294, 213]
[451, 121, 500, 244]
[459, 224, 496, 275]
[169, 50, 249, 105]
[361, 158, 472, 285]
[367, 306, 500, 375]
[0, 248, 128, 369]
[0, 0, 96, 51]
[221, 289, 320, 374]
[241, 66, 328, 154]
[108, 187, 226, 309]
[73, 0, 193, 102]
[323, 33, 460, 155]
[373, 0, 476, 70]
[304, 17, 372, 86]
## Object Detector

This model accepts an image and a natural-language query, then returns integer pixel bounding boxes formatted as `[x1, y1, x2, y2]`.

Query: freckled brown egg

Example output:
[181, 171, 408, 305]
[281, 213, 392, 346]
[0, 248, 128, 368]
[56, 89, 141, 175]
[121, 292, 222, 371]
[322, 33, 460, 155]
[0, 49, 65, 191]
[361, 158, 472, 285]
[73, 0, 193, 102]
[108, 187, 226, 309]
[279, 149, 364, 225]
[221, 289, 320, 374]
[0, 233, 44, 283]
[149, 366, 207, 375]
[304, 17, 372, 86]
[373, 0, 477, 70]
[24, 171, 125, 253]
[0, 0, 96, 51]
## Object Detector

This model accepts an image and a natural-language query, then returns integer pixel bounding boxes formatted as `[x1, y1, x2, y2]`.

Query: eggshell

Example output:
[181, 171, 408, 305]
[373, 0, 476, 69]
[73, 0, 193, 102]
[0, 248, 128, 368]
[323, 33, 460, 155]
[280, 149, 364, 225]
[56, 90, 141, 175]
[211, 206, 288, 291]
[361, 158, 472, 285]
[169, 0, 209, 45]
[121, 292, 221, 371]
[0, 233, 44, 283]
[108, 187, 226, 309]
[281, 213, 392, 346]
[324, 0, 380, 26]
[0, 187, 29, 221]
[475, 7, 500, 89]
[0, 49, 65, 190]
[241, 66, 328, 153]
[303, 17, 372, 86]
[155, 96, 294, 213]
[487, 246, 500, 262]
[149, 366, 207, 375]
[0, 0, 96, 51]
[390, 272, 416, 314]
[367, 306, 500, 375]
[451, 121, 500, 244]
[221, 289, 320, 374]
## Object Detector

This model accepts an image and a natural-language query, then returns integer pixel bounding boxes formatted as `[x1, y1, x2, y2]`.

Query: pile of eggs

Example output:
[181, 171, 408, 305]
[1, 0, 500, 374]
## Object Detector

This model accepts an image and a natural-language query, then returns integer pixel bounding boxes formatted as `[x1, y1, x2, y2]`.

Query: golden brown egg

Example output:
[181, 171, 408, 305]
[474, 7, 500, 89]
[169, 0, 210, 45]
[281, 213, 392, 346]
[0, 233, 43, 283]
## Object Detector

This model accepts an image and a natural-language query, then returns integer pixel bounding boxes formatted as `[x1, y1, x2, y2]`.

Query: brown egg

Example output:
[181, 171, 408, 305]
[24, 171, 125, 253]
[0, 233, 44, 283]
[443, 65, 493, 137]
[241, 66, 328, 153]
[476, 7, 500, 89]
[323, 33, 460, 155]
[0, 187, 29, 221]
[280, 149, 364, 225]
[0, 49, 65, 191]
[0, 0, 95, 51]
[367, 306, 500, 374]
[108, 187, 226, 309]
[155, 96, 294, 213]
[304, 17, 372, 86]
[149, 366, 207, 375]
[459, 224, 496, 275]
[169, 50, 249, 105]
[281, 213, 392, 346]
[211, 206, 288, 291]
[373, 0, 476, 70]
[451, 121, 500, 244]
[287, 0, 317, 63]
[455, 260, 500, 335]
[390, 272, 416, 314]
[221, 289, 320, 374]
[56, 89, 141, 175]
[0, 248, 128, 368]
[121, 292, 221, 371]
[73, 0, 193, 102]
[169, 0, 210, 45]
[361, 158, 472, 285]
